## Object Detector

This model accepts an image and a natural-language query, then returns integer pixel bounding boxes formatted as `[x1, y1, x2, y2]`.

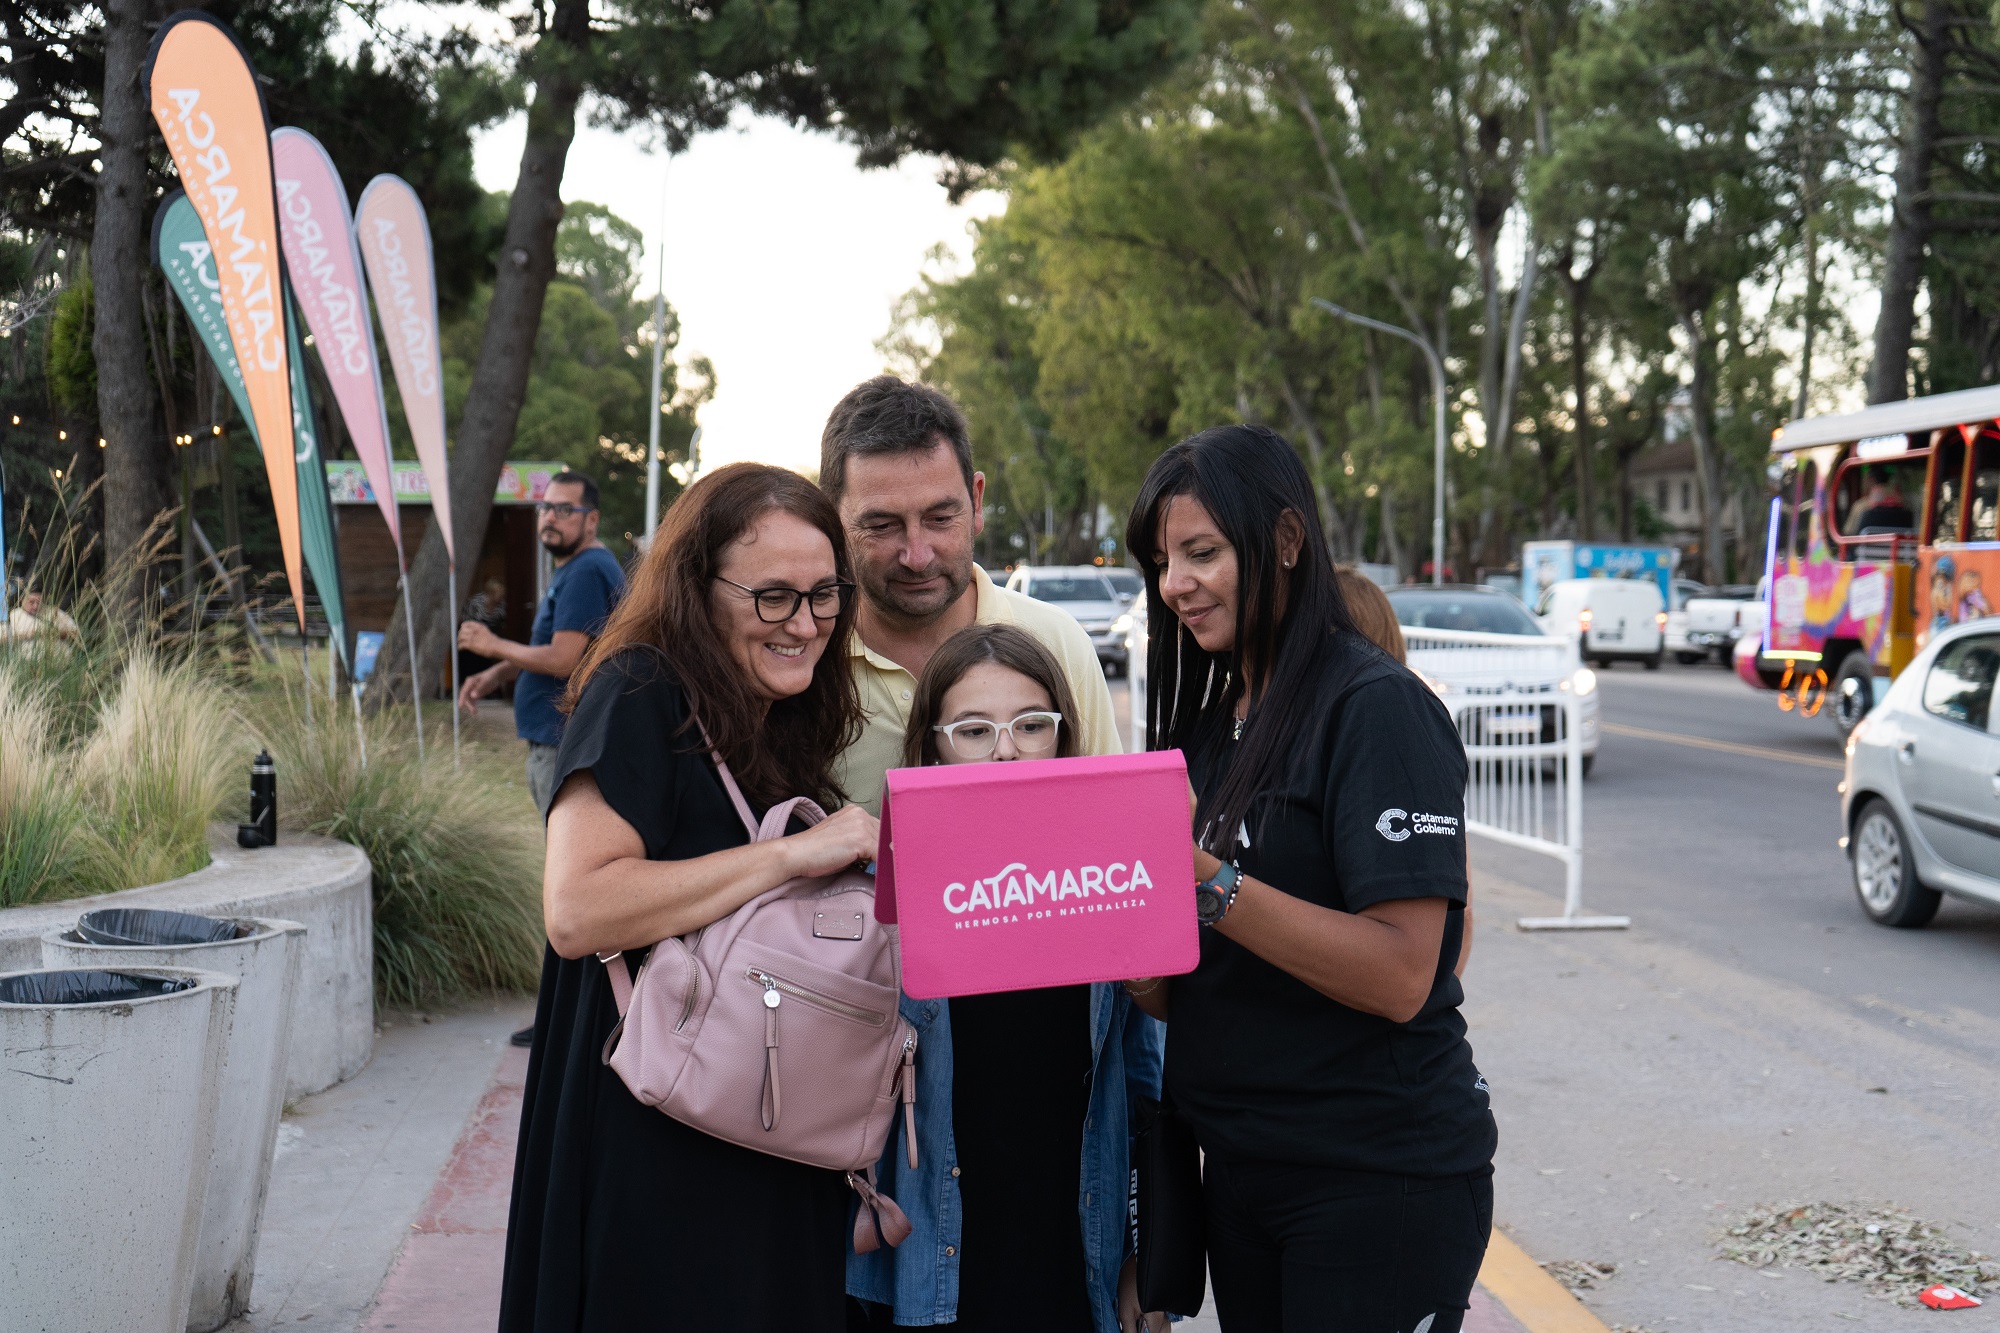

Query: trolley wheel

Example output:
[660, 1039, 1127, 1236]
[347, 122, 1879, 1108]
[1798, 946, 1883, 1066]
[1831, 650, 1874, 736]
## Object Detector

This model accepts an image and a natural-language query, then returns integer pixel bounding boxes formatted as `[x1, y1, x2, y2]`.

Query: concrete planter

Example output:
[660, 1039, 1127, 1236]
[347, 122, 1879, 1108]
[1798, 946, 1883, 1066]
[0, 826, 371, 1099]
[0, 966, 238, 1333]
[44, 916, 305, 1333]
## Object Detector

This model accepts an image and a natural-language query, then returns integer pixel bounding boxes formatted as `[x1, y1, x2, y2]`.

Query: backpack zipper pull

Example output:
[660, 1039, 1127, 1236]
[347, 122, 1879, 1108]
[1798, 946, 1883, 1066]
[761, 976, 781, 1131]
[900, 1032, 918, 1169]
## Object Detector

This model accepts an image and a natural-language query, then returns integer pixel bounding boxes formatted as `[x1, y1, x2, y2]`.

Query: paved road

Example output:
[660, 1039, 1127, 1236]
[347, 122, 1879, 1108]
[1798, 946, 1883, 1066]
[1478, 662, 2000, 1071]
[1114, 661, 2000, 1060]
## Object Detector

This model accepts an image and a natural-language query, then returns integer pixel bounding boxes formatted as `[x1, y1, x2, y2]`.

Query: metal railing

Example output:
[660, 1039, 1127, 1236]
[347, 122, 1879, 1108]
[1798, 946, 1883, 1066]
[1404, 626, 1628, 930]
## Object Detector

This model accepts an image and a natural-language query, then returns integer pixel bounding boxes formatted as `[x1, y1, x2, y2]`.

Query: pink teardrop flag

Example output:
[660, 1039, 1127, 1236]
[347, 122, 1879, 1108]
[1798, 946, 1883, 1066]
[354, 175, 453, 566]
[272, 128, 402, 555]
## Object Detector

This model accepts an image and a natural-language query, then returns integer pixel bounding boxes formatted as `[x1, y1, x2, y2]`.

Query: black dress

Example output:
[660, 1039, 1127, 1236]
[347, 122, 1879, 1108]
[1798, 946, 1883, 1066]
[498, 650, 852, 1332]
[945, 986, 1096, 1333]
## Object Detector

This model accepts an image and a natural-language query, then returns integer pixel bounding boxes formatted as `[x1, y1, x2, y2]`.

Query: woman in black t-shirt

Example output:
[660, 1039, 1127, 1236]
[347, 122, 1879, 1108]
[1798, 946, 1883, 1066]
[1124, 426, 1497, 1333]
[498, 464, 876, 1332]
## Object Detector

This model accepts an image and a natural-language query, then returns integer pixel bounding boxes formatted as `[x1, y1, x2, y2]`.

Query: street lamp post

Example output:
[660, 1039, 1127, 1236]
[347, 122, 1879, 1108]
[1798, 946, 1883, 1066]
[643, 285, 666, 540]
[1310, 298, 1448, 585]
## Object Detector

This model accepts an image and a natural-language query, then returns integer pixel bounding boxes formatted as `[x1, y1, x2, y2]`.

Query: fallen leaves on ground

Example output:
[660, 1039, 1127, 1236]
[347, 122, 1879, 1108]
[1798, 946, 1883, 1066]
[1717, 1201, 2000, 1306]
[1541, 1258, 1619, 1290]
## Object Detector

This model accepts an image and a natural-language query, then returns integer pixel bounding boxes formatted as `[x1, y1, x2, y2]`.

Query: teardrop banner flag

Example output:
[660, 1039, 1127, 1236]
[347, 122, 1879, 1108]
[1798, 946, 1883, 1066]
[285, 290, 351, 672]
[153, 190, 350, 671]
[354, 175, 453, 568]
[271, 128, 402, 556]
[144, 10, 306, 629]
[153, 192, 253, 425]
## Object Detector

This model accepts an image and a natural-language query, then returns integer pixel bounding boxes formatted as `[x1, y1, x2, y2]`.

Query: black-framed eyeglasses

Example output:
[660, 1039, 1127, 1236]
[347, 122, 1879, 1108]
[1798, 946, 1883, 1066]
[535, 501, 596, 519]
[932, 711, 1063, 760]
[714, 577, 856, 623]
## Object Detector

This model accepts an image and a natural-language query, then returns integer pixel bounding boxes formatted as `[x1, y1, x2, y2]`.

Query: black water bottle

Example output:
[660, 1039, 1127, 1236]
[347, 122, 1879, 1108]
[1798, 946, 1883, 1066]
[237, 750, 278, 848]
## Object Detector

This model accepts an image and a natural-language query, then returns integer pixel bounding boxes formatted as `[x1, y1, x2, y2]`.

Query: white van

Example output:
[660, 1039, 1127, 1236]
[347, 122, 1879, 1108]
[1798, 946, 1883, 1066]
[1537, 577, 1667, 669]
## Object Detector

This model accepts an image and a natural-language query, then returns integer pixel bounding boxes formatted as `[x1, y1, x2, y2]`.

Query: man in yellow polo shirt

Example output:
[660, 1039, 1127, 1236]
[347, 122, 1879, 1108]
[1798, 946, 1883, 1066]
[821, 375, 1120, 815]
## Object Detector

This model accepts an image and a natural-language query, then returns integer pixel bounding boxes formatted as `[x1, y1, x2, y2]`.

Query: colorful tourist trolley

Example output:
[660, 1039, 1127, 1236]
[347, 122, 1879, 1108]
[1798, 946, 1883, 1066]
[1745, 385, 2000, 733]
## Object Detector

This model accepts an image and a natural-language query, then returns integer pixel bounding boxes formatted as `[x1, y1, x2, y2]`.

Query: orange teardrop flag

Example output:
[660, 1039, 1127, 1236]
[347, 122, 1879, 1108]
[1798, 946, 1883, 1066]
[145, 11, 305, 628]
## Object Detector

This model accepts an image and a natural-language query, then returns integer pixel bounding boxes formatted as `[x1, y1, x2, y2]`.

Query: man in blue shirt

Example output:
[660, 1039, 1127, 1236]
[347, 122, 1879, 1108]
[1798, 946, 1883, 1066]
[457, 470, 626, 812]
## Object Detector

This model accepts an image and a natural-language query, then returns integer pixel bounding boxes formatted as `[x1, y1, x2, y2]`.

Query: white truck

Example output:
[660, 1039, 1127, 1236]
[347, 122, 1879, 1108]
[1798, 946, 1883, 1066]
[1673, 584, 1762, 665]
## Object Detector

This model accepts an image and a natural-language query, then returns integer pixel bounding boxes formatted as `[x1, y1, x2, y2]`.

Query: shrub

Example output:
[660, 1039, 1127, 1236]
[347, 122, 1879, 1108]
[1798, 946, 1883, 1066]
[252, 692, 545, 1007]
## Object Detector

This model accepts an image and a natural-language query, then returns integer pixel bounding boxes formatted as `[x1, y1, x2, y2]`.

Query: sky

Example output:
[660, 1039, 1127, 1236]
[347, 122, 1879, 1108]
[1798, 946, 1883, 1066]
[472, 112, 1004, 479]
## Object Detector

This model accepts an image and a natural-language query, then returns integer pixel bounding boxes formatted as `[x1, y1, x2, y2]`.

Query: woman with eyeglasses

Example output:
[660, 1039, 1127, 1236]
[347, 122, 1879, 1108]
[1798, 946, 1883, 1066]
[1124, 427, 1495, 1333]
[848, 624, 1167, 1333]
[500, 463, 876, 1332]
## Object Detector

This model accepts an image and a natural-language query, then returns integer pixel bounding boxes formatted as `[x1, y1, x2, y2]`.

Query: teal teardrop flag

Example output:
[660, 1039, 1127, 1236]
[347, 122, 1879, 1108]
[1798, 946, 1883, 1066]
[153, 191, 348, 669]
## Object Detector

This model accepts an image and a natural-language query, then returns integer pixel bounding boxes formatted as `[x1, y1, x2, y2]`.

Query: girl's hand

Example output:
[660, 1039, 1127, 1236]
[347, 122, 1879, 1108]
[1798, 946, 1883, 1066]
[781, 804, 881, 880]
[1117, 1256, 1170, 1333]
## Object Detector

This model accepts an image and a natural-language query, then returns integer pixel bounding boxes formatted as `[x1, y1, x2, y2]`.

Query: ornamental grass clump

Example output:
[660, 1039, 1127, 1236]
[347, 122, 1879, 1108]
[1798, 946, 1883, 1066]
[0, 673, 88, 906]
[71, 654, 238, 894]
[254, 692, 545, 1007]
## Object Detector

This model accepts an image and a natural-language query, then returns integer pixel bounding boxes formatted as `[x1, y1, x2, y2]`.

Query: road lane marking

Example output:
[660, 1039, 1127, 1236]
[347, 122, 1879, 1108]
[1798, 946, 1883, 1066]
[1478, 1230, 1614, 1333]
[1601, 721, 1844, 772]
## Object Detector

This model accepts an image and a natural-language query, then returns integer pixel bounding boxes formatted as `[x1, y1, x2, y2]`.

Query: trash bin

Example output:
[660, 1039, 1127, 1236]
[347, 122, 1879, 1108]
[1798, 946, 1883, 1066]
[45, 911, 305, 1333]
[0, 966, 238, 1333]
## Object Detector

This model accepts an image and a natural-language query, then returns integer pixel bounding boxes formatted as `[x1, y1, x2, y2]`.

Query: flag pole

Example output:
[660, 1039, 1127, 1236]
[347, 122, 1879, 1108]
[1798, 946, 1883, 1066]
[446, 556, 462, 768]
[399, 569, 425, 761]
[352, 681, 369, 768]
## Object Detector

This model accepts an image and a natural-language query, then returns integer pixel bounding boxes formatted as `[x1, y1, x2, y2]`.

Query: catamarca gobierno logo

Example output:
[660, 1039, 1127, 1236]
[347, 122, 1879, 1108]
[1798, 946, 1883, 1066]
[1375, 808, 1461, 842]
[943, 859, 1156, 915]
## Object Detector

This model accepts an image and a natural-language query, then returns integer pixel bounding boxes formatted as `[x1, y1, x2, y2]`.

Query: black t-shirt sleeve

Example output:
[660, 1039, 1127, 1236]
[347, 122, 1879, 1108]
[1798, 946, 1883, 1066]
[1322, 671, 1469, 912]
[550, 651, 696, 859]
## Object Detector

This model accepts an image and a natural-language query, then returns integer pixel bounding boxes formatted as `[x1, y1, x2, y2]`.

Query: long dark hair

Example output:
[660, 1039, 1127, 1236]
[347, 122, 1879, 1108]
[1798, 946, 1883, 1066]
[1127, 425, 1359, 853]
[900, 624, 1083, 768]
[565, 463, 862, 811]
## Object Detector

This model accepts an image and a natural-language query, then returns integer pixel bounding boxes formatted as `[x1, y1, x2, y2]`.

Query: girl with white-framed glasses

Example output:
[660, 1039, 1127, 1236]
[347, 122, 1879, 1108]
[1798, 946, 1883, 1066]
[847, 624, 1166, 1333]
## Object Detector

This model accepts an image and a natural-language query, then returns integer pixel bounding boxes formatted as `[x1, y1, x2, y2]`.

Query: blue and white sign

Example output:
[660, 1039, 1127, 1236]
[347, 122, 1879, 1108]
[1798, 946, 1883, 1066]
[352, 630, 384, 682]
[1522, 540, 1680, 604]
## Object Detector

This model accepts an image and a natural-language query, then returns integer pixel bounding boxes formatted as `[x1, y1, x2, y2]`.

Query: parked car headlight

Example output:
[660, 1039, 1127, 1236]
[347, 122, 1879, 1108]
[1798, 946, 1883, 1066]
[1571, 667, 1597, 696]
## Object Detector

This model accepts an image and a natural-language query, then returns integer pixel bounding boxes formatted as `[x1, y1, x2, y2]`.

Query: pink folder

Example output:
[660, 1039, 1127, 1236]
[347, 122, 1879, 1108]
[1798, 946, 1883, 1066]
[877, 751, 1201, 998]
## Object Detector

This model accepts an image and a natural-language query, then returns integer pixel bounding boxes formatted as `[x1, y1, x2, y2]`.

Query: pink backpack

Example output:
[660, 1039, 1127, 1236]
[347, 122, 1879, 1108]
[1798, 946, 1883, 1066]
[598, 740, 917, 1250]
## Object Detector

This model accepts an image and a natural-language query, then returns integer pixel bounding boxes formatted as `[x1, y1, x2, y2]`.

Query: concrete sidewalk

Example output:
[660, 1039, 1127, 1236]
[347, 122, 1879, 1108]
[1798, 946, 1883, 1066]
[220, 1001, 533, 1332]
[233, 999, 1548, 1332]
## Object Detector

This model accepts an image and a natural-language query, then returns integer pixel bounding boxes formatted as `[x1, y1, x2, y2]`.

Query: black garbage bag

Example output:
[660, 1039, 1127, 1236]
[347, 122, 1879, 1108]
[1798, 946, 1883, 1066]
[0, 970, 202, 1004]
[74, 908, 244, 947]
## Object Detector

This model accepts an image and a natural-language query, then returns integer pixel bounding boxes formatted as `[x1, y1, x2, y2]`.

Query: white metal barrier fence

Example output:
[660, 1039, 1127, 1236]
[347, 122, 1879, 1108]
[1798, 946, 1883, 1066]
[1403, 626, 1629, 930]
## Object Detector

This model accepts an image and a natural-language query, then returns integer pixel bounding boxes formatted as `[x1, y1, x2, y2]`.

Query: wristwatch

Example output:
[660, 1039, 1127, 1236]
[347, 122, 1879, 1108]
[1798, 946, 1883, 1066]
[1194, 860, 1242, 927]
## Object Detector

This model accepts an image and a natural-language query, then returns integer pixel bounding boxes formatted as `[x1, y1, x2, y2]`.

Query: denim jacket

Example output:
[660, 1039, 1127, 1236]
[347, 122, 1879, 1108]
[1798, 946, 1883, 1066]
[847, 983, 1165, 1333]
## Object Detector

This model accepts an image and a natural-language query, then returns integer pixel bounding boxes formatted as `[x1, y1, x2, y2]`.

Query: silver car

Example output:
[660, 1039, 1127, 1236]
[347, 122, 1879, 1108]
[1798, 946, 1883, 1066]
[1005, 565, 1129, 674]
[1100, 567, 1144, 606]
[1842, 618, 2000, 927]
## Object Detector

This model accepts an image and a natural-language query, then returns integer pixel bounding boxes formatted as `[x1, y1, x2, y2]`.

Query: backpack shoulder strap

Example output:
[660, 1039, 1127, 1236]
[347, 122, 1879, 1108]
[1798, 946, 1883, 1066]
[693, 716, 759, 839]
